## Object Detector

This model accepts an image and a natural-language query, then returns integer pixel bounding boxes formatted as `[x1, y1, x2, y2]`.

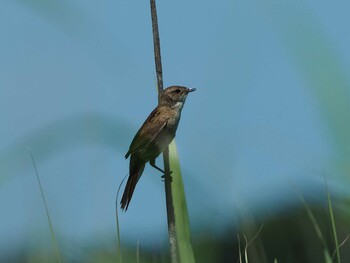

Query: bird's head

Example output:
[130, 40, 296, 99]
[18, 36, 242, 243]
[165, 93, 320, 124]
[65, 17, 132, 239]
[160, 86, 196, 108]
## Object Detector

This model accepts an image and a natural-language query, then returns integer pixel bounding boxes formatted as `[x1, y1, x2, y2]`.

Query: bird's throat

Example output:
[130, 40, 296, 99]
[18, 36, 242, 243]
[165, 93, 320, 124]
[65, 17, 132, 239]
[172, 101, 184, 110]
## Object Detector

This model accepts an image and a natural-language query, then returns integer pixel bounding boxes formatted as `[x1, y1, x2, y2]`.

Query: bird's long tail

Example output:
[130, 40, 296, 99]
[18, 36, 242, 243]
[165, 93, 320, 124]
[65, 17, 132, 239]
[120, 155, 145, 211]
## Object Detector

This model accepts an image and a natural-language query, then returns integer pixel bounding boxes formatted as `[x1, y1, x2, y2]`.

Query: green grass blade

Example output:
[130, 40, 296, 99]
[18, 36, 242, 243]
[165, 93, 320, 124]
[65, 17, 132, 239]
[326, 182, 340, 263]
[298, 194, 328, 250]
[168, 141, 196, 263]
[324, 249, 333, 263]
[237, 234, 242, 263]
[297, 191, 333, 261]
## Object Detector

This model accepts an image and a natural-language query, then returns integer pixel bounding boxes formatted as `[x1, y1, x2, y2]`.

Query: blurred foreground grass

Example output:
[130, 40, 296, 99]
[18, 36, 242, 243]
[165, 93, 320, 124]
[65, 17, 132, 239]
[3, 204, 349, 262]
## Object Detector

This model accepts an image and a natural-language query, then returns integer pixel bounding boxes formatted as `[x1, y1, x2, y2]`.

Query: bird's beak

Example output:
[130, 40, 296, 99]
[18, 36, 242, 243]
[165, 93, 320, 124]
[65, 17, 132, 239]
[187, 88, 196, 92]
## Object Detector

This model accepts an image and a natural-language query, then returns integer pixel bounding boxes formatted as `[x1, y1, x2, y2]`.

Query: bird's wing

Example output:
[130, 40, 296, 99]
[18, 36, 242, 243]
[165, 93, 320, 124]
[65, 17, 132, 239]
[125, 107, 167, 159]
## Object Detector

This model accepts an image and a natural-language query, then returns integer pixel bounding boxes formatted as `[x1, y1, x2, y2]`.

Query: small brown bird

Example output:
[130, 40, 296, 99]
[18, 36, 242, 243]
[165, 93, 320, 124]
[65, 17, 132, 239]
[120, 85, 196, 211]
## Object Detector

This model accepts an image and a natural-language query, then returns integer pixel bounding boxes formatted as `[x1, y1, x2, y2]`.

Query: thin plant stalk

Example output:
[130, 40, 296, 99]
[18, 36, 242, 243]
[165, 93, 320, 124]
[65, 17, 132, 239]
[149, 1, 195, 262]
[115, 176, 127, 263]
[149, 0, 177, 262]
[28, 149, 62, 263]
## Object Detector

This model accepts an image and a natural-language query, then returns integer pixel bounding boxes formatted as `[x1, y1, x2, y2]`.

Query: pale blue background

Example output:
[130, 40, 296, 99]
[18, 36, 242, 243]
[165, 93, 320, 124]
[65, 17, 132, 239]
[1, 0, 350, 258]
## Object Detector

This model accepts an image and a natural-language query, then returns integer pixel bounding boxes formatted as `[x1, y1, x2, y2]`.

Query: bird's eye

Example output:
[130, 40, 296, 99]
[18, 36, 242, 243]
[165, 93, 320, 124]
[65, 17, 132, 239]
[174, 89, 181, 93]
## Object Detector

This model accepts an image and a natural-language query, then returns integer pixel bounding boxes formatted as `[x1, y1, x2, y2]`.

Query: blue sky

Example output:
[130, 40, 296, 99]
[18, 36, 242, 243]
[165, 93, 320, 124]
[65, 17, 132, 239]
[1, 0, 350, 256]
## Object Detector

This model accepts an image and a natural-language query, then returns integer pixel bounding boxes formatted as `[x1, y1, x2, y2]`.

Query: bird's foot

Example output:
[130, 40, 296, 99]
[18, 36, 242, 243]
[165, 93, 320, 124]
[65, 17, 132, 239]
[161, 171, 173, 181]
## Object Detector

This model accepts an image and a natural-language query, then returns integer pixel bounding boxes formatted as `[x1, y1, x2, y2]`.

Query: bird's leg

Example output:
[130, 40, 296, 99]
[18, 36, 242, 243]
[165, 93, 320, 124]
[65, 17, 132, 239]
[149, 159, 172, 180]
[150, 159, 165, 174]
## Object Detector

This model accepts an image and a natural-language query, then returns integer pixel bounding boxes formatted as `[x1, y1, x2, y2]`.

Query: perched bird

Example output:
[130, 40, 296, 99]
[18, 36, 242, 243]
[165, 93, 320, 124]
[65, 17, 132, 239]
[120, 85, 196, 211]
